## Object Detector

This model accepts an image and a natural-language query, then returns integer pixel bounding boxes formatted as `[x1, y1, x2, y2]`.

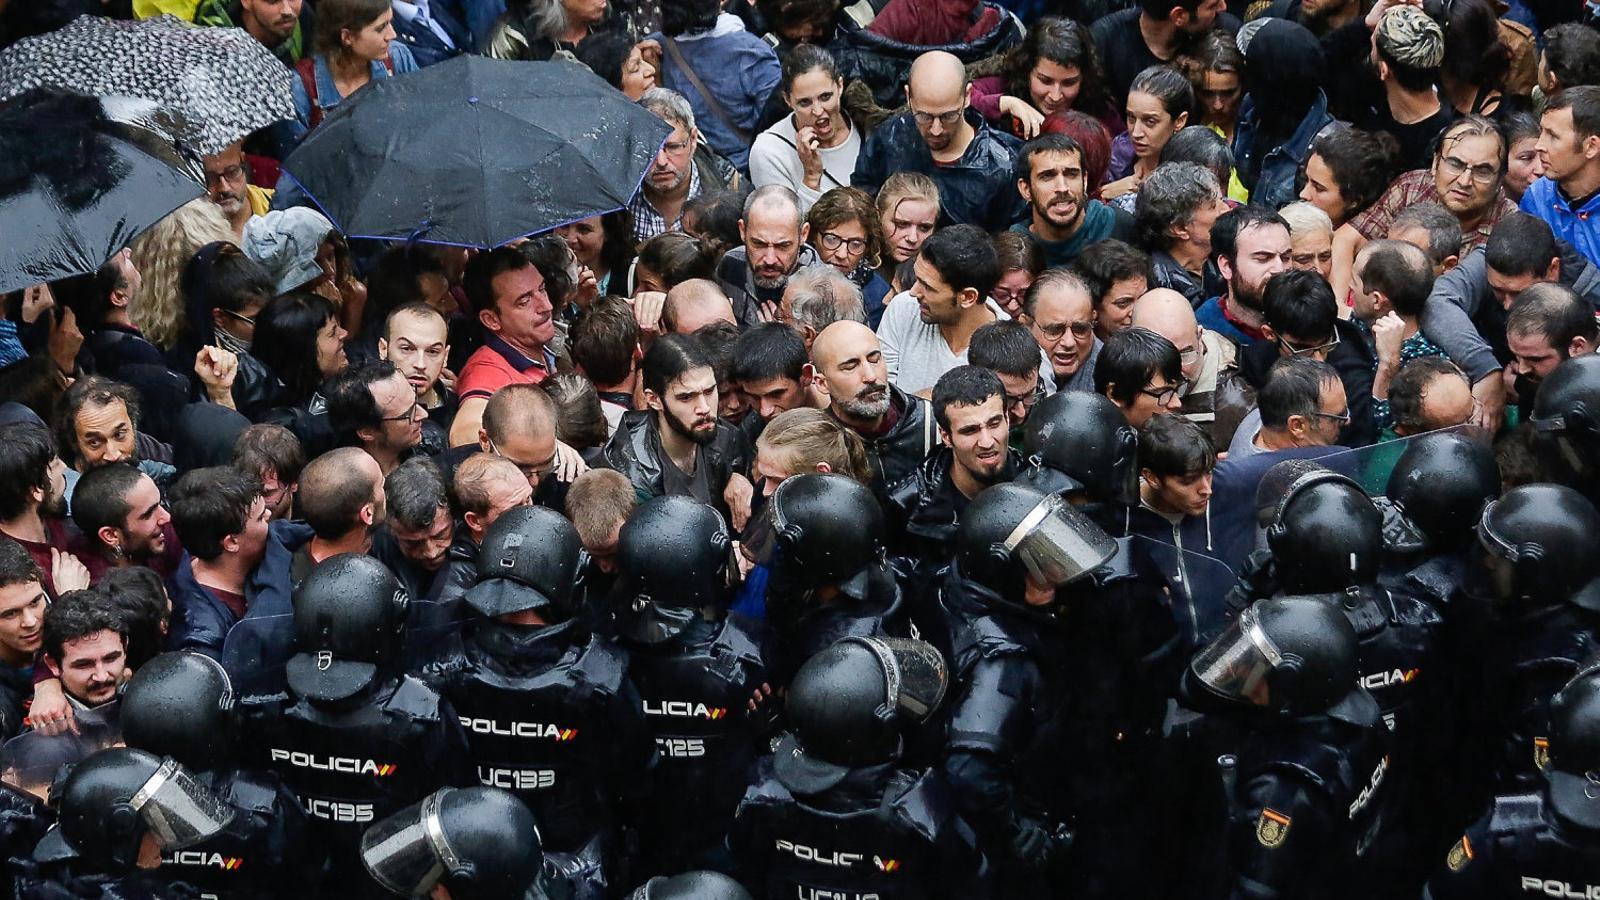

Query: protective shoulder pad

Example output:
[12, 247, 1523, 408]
[382, 674, 446, 722]
[709, 618, 766, 684]
[885, 768, 953, 841]
[219, 769, 285, 816]
[742, 768, 795, 808]
[569, 635, 629, 699]
[965, 614, 1030, 660]
[1487, 791, 1547, 836]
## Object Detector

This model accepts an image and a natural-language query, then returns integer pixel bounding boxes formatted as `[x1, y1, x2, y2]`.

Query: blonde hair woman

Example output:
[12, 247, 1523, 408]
[752, 407, 870, 497]
[127, 198, 236, 350]
[872, 172, 939, 289]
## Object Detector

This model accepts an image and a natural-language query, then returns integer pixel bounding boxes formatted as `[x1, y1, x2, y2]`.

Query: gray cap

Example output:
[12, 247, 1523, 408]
[241, 207, 335, 294]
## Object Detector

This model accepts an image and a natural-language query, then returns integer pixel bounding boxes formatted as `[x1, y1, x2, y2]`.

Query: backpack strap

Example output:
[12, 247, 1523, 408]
[661, 35, 753, 147]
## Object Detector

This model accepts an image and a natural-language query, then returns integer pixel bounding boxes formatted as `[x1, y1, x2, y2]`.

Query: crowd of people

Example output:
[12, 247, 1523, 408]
[3, 0, 1600, 895]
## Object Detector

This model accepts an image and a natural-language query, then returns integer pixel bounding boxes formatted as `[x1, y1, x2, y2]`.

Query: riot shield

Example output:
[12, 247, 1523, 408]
[0, 698, 122, 800]
[1124, 534, 1241, 648]
[220, 612, 294, 696]
[1316, 424, 1486, 500]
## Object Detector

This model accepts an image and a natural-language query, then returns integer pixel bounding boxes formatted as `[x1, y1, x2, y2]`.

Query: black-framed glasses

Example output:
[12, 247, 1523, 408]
[1036, 320, 1095, 341]
[380, 402, 423, 423]
[819, 232, 868, 255]
[1438, 155, 1501, 186]
[220, 308, 256, 327]
[204, 163, 246, 186]
[1139, 379, 1190, 406]
[488, 439, 557, 480]
[1005, 382, 1047, 410]
[911, 108, 963, 128]
[1277, 331, 1340, 358]
[1311, 408, 1353, 427]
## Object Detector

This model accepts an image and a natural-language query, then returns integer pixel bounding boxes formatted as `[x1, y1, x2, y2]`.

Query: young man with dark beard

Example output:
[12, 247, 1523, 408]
[1195, 205, 1293, 349]
[0, 424, 86, 598]
[1012, 133, 1136, 268]
[601, 333, 755, 528]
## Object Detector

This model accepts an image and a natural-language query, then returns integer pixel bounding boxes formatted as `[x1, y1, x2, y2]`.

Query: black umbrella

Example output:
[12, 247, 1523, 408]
[282, 56, 674, 248]
[0, 89, 205, 295]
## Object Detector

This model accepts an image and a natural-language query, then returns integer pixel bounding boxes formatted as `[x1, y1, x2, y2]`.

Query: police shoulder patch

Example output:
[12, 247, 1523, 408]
[1256, 808, 1291, 848]
[1446, 835, 1473, 872]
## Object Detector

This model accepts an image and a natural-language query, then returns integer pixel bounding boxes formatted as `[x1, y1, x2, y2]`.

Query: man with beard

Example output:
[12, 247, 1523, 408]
[1262, 0, 1360, 34]
[1505, 284, 1598, 417]
[56, 376, 176, 489]
[1012, 133, 1136, 268]
[377, 303, 455, 446]
[886, 366, 1016, 598]
[0, 540, 47, 740]
[68, 463, 179, 583]
[40, 591, 127, 713]
[1020, 269, 1101, 393]
[290, 448, 386, 580]
[879, 225, 1008, 395]
[371, 457, 455, 607]
[202, 142, 271, 241]
[631, 89, 722, 244]
[716, 186, 820, 328]
[810, 321, 936, 501]
[0, 424, 86, 598]
[195, 0, 314, 67]
[602, 333, 755, 528]
[1195, 205, 1291, 349]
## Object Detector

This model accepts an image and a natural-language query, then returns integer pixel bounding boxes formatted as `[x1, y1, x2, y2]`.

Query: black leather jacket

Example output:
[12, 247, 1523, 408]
[834, 385, 936, 504]
[600, 410, 752, 519]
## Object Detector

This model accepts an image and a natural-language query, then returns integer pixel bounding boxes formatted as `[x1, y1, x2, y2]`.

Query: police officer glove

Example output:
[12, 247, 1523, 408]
[1224, 550, 1278, 615]
[1010, 816, 1060, 869]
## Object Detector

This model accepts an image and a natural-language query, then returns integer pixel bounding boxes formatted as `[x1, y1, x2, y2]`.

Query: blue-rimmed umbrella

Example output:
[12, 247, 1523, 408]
[0, 89, 204, 294]
[282, 55, 674, 248]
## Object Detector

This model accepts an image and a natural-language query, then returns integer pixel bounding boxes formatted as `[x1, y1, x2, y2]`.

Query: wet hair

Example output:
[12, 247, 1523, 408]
[1139, 413, 1216, 478]
[642, 332, 715, 396]
[0, 424, 56, 522]
[566, 468, 636, 547]
[55, 375, 141, 468]
[545, 372, 611, 451]
[732, 322, 808, 384]
[314, 0, 392, 56]
[1485, 212, 1558, 277]
[1435, 114, 1507, 175]
[324, 359, 400, 449]
[992, 230, 1045, 279]
[518, 235, 575, 311]
[918, 225, 1001, 301]
[781, 43, 842, 93]
[42, 589, 126, 665]
[232, 424, 305, 487]
[1161, 126, 1233, 191]
[1042, 111, 1113, 193]
[1135, 162, 1221, 251]
[1263, 270, 1338, 342]
[1358, 240, 1435, 317]
[167, 466, 262, 561]
[1441, 0, 1510, 93]
[636, 232, 717, 292]
[1305, 126, 1402, 222]
[97, 566, 169, 669]
[1210, 205, 1289, 265]
[1095, 327, 1182, 406]
[463, 246, 535, 318]
[0, 537, 41, 590]
[1390, 202, 1462, 267]
[386, 456, 448, 532]
[999, 17, 1110, 118]
[70, 462, 143, 544]
[1259, 357, 1340, 429]
[253, 290, 339, 404]
[969, 320, 1043, 379]
[1549, 86, 1600, 141]
[1014, 132, 1086, 186]
[757, 408, 870, 483]
[1390, 356, 1467, 433]
[786, 265, 865, 332]
[932, 365, 1004, 431]
[1544, 25, 1600, 93]
[571, 296, 640, 387]
[1074, 239, 1152, 307]
[298, 447, 379, 541]
[1507, 283, 1599, 349]
[808, 187, 886, 270]
[574, 32, 638, 91]
[874, 173, 940, 222]
[1127, 65, 1194, 124]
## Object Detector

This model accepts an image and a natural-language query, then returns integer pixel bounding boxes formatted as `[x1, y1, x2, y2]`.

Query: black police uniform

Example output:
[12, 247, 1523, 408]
[149, 767, 314, 900]
[765, 562, 913, 689]
[1425, 792, 1600, 899]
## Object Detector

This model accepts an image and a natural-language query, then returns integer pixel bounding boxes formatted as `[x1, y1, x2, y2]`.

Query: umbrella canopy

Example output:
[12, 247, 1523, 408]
[0, 15, 294, 155]
[282, 55, 675, 248]
[0, 89, 205, 294]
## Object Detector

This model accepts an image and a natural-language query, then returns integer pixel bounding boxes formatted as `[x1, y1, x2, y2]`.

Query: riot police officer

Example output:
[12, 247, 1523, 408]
[628, 872, 752, 899]
[729, 636, 988, 899]
[1169, 595, 1391, 899]
[1425, 660, 1600, 898]
[121, 652, 313, 898]
[1014, 391, 1140, 522]
[1531, 353, 1600, 505]
[242, 553, 476, 896]
[1376, 432, 1500, 612]
[27, 747, 235, 899]
[419, 505, 656, 898]
[610, 495, 768, 876]
[1465, 484, 1600, 794]
[362, 786, 571, 899]
[938, 482, 1114, 893]
[745, 473, 913, 686]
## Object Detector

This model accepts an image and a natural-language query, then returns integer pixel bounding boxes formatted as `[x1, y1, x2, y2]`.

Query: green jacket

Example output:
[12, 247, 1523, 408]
[192, 0, 307, 65]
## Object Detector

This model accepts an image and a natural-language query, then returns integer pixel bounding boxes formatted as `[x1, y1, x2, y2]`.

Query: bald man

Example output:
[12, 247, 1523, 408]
[294, 447, 385, 572]
[851, 51, 1022, 231]
[810, 321, 935, 495]
[665, 279, 738, 335]
[717, 185, 820, 327]
[1131, 288, 1255, 449]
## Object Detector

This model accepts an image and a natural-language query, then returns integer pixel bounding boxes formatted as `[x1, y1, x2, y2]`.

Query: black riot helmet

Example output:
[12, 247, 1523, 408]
[1384, 432, 1500, 551]
[287, 553, 411, 703]
[466, 505, 587, 620]
[1188, 594, 1359, 717]
[955, 482, 1116, 605]
[1532, 354, 1600, 496]
[1546, 661, 1600, 829]
[614, 495, 734, 644]
[34, 748, 235, 872]
[629, 871, 753, 899]
[121, 652, 235, 771]
[1474, 483, 1600, 612]
[749, 473, 884, 600]
[1265, 469, 1382, 593]
[773, 637, 948, 794]
[1017, 391, 1139, 507]
[362, 786, 552, 900]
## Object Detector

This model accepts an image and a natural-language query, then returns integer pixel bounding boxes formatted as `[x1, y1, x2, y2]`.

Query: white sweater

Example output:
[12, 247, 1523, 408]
[748, 114, 862, 214]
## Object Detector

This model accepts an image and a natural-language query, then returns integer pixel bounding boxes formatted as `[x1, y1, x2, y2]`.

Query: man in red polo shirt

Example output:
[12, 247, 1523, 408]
[449, 247, 560, 447]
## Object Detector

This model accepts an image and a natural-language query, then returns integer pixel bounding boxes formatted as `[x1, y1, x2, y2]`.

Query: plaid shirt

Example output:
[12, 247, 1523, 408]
[1350, 168, 1519, 254]
[630, 162, 703, 244]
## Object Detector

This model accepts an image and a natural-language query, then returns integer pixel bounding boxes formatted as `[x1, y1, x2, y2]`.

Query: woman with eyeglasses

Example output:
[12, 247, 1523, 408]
[990, 231, 1044, 320]
[805, 187, 892, 327]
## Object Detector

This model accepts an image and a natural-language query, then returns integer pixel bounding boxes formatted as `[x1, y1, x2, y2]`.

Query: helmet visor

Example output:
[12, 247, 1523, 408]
[1190, 606, 1281, 707]
[739, 505, 781, 569]
[130, 759, 236, 851]
[1475, 499, 1519, 563]
[1002, 493, 1116, 587]
[851, 636, 948, 723]
[360, 790, 459, 897]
